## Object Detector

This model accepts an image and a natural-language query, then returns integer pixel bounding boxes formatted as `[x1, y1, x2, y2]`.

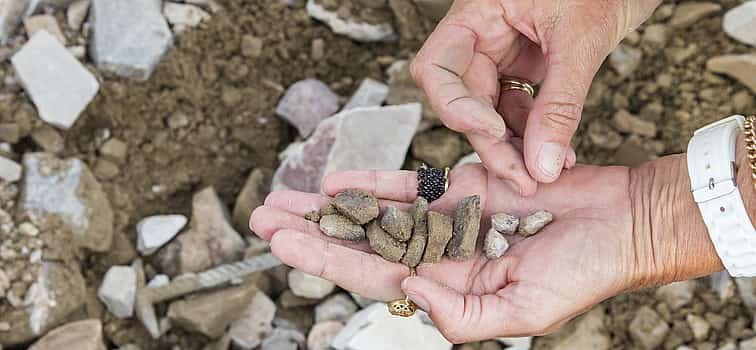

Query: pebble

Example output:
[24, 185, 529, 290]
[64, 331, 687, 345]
[275, 79, 340, 138]
[613, 110, 657, 137]
[641, 24, 668, 49]
[307, 321, 343, 350]
[412, 128, 467, 168]
[350, 292, 376, 308]
[288, 269, 335, 299]
[279, 289, 319, 308]
[304, 210, 321, 223]
[366, 221, 406, 263]
[735, 277, 756, 309]
[0, 123, 20, 143]
[496, 337, 532, 350]
[707, 54, 756, 94]
[609, 44, 643, 78]
[343, 78, 389, 110]
[655, 280, 696, 310]
[332, 189, 380, 225]
[709, 270, 735, 300]
[162, 2, 210, 33]
[11, 31, 99, 129]
[23, 14, 66, 44]
[686, 314, 711, 341]
[146, 274, 169, 288]
[380, 206, 413, 242]
[483, 228, 509, 260]
[447, 195, 481, 260]
[517, 210, 553, 237]
[320, 214, 366, 241]
[168, 282, 258, 338]
[628, 306, 669, 350]
[669, 2, 722, 28]
[229, 290, 277, 349]
[28, 319, 106, 350]
[723, 1, 756, 47]
[261, 328, 305, 350]
[0, 0, 30, 43]
[232, 168, 272, 235]
[422, 211, 452, 263]
[136, 214, 187, 256]
[90, 0, 173, 80]
[315, 293, 358, 323]
[240, 34, 263, 57]
[99, 137, 128, 161]
[18, 222, 38, 236]
[491, 213, 519, 235]
[311, 37, 325, 60]
[305, 0, 395, 43]
[0, 156, 21, 182]
[97, 265, 136, 318]
[401, 197, 429, 267]
[66, 0, 90, 32]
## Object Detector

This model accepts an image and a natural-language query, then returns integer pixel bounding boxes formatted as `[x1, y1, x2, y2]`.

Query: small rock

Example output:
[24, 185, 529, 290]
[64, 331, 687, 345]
[641, 24, 667, 49]
[305, 0, 395, 43]
[18, 222, 38, 236]
[332, 189, 380, 225]
[147, 274, 170, 288]
[136, 214, 187, 256]
[735, 277, 756, 309]
[484, 228, 509, 260]
[723, 1, 756, 47]
[422, 211, 453, 263]
[168, 282, 258, 338]
[320, 214, 366, 241]
[162, 2, 210, 33]
[166, 111, 189, 129]
[23, 15, 66, 44]
[609, 44, 643, 78]
[628, 306, 669, 350]
[90, 0, 173, 80]
[261, 328, 305, 350]
[517, 210, 553, 237]
[349, 292, 376, 308]
[710, 270, 735, 300]
[454, 152, 481, 168]
[343, 78, 389, 110]
[380, 206, 413, 242]
[655, 280, 695, 310]
[310, 37, 325, 60]
[613, 110, 657, 137]
[491, 213, 518, 235]
[304, 210, 321, 223]
[707, 54, 756, 94]
[97, 265, 137, 318]
[288, 269, 335, 299]
[275, 79, 340, 138]
[66, 0, 90, 31]
[11, 31, 99, 129]
[28, 319, 106, 350]
[68, 45, 86, 59]
[0, 123, 21, 143]
[240, 34, 263, 57]
[229, 290, 277, 349]
[0, 156, 21, 182]
[412, 129, 466, 168]
[232, 168, 272, 235]
[0, 269, 8, 297]
[0, 0, 31, 43]
[320, 203, 338, 216]
[496, 337, 532, 350]
[686, 314, 710, 341]
[366, 221, 406, 263]
[30, 126, 64, 153]
[99, 138, 128, 161]
[669, 2, 721, 28]
[307, 321, 343, 350]
[315, 293, 358, 323]
[447, 195, 481, 260]
[402, 197, 429, 267]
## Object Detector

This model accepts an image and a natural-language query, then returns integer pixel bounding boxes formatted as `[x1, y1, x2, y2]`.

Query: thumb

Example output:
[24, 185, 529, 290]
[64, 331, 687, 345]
[401, 276, 517, 343]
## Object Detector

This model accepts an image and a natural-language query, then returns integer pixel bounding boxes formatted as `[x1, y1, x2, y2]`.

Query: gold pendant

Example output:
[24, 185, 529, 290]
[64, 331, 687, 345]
[387, 267, 417, 317]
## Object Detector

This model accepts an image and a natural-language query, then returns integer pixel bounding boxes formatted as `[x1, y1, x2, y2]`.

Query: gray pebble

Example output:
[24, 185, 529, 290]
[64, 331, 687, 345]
[379, 205, 413, 242]
[319, 215, 365, 241]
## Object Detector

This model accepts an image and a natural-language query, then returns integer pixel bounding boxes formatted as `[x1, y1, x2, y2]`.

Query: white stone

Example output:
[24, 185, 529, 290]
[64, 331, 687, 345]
[724, 1, 756, 47]
[454, 152, 481, 168]
[496, 337, 532, 350]
[288, 269, 335, 299]
[11, 31, 99, 130]
[68, 45, 86, 59]
[735, 277, 756, 309]
[315, 293, 358, 323]
[273, 103, 421, 193]
[97, 265, 137, 318]
[686, 314, 710, 341]
[136, 214, 187, 256]
[483, 228, 509, 260]
[229, 291, 276, 350]
[305, 0, 395, 43]
[332, 303, 451, 350]
[147, 274, 169, 288]
[0, 156, 21, 182]
[0, 0, 31, 43]
[308, 321, 344, 350]
[275, 79, 340, 138]
[162, 2, 210, 33]
[710, 270, 735, 300]
[609, 44, 643, 78]
[90, 0, 173, 80]
[343, 78, 389, 110]
[66, 0, 90, 31]
[655, 280, 696, 310]
[491, 213, 518, 235]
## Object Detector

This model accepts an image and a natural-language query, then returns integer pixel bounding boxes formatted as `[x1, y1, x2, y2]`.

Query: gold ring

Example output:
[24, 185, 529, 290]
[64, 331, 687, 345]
[444, 167, 450, 192]
[500, 77, 535, 98]
[387, 266, 418, 317]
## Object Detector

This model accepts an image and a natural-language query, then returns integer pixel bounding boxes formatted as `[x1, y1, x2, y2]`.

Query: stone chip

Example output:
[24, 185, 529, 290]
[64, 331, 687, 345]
[422, 211, 452, 263]
[332, 189, 380, 225]
[483, 228, 509, 260]
[402, 197, 428, 267]
[491, 213, 518, 235]
[320, 214, 366, 241]
[380, 205, 413, 242]
[517, 210, 553, 237]
[367, 221, 406, 263]
[447, 195, 481, 260]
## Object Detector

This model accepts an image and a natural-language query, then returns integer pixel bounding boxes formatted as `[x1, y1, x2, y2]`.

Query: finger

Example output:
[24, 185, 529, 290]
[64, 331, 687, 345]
[468, 133, 537, 196]
[264, 191, 329, 216]
[270, 229, 407, 301]
[322, 170, 417, 202]
[496, 39, 546, 137]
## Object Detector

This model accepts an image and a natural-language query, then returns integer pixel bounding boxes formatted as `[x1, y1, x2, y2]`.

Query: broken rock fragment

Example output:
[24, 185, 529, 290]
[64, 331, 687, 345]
[380, 205, 413, 242]
[275, 78, 340, 138]
[491, 213, 518, 235]
[228, 290, 276, 349]
[517, 210, 553, 237]
[422, 211, 452, 263]
[320, 214, 366, 241]
[332, 189, 379, 225]
[167, 282, 257, 338]
[288, 269, 335, 299]
[162, 2, 210, 33]
[402, 197, 428, 267]
[447, 195, 481, 260]
[343, 78, 389, 110]
[723, 1, 756, 47]
[628, 306, 669, 350]
[484, 228, 510, 260]
[28, 319, 106, 350]
[0, 0, 31, 43]
[97, 265, 136, 318]
[0, 156, 21, 182]
[136, 214, 187, 256]
[707, 54, 756, 94]
[305, 0, 395, 43]
[366, 221, 406, 263]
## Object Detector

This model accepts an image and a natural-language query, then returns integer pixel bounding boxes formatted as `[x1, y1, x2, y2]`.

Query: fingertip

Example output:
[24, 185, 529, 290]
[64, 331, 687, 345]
[249, 206, 272, 241]
[270, 229, 309, 263]
[565, 147, 577, 169]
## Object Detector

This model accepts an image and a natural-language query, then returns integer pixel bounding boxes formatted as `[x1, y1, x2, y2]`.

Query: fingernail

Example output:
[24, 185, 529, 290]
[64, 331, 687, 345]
[537, 142, 565, 180]
[407, 292, 430, 312]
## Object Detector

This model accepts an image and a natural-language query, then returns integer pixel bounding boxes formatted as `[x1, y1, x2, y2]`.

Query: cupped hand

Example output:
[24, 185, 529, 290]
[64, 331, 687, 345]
[411, 0, 661, 193]
[250, 164, 649, 342]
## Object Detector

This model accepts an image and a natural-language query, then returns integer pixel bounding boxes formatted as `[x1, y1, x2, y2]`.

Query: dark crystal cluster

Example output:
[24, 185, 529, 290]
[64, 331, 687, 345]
[417, 166, 446, 202]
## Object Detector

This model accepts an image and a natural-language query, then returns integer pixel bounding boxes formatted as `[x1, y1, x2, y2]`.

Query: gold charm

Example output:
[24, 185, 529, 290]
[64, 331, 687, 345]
[387, 267, 417, 317]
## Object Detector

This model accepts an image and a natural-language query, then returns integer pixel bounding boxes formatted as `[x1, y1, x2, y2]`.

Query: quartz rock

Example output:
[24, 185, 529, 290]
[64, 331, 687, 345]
[229, 290, 277, 349]
[367, 221, 406, 263]
[275, 79, 340, 138]
[28, 319, 106, 350]
[401, 197, 428, 267]
[707, 54, 756, 93]
[97, 265, 136, 318]
[288, 269, 335, 299]
[168, 282, 258, 338]
[315, 293, 358, 323]
[0, 156, 21, 182]
[517, 210, 553, 237]
[343, 78, 389, 110]
[162, 2, 210, 33]
[136, 214, 187, 256]
[669, 2, 721, 28]
[380, 205, 413, 242]
[483, 228, 509, 260]
[628, 306, 669, 350]
[0, 0, 31, 43]
[447, 195, 481, 260]
[308, 321, 343, 350]
[422, 211, 452, 263]
[723, 1, 756, 47]
[491, 213, 518, 235]
[305, 0, 395, 43]
[320, 214, 366, 241]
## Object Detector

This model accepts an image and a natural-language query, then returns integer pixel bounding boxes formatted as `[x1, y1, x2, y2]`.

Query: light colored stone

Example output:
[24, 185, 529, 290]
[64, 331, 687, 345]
[613, 110, 657, 137]
[306, 0, 395, 43]
[609, 44, 643, 78]
[233, 168, 272, 235]
[550, 306, 609, 350]
[641, 24, 668, 49]
[0, 268, 8, 298]
[273, 103, 421, 193]
[261, 328, 305, 350]
[454, 152, 481, 168]
[517, 210, 553, 237]
[90, 0, 173, 80]
[320, 214, 366, 241]
[380, 206, 413, 242]
[0, 156, 21, 182]
[588, 120, 623, 150]
[724, 1, 756, 47]
[162, 2, 210, 33]
[136, 214, 187, 256]
[447, 195, 481, 260]
[0, 0, 31, 43]
[422, 211, 452, 263]
[23, 15, 66, 44]
[628, 306, 669, 350]
[686, 314, 710, 341]
[343, 78, 389, 110]
[28, 319, 105, 350]
[20, 153, 113, 252]
[655, 280, 695, 310]
[491, 213, 518, 235]
[168, 282, 258, 338]
[97, 265, 136, 318]
[484, 228, 509, 260]
[308, 321, 344, 350]
[66, 0, 90, 31]
[741, 337, 756, 350]
[496, 337, 532, 350]
[11, 31, 99, 129]
[735, 277, 756, 309]
[350, 292, 376, 308]
[707, 54, 756, 93]
[288, 269, 335, 299]
[275, 79, 340, 138]
[229, 290, 277, 350]
[710, 270, 735, 300]
[670, 1, 721, 27]
[147, 274, 169, 288]
[315, 293, 358, 323]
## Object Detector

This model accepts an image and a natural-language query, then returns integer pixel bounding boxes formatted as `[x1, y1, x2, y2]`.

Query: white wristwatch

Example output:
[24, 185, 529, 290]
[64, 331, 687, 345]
[687, 115, 756, 277]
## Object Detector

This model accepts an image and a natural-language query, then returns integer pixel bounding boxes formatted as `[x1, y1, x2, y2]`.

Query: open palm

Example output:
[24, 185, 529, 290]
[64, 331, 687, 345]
[250, 163, 639, 342]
